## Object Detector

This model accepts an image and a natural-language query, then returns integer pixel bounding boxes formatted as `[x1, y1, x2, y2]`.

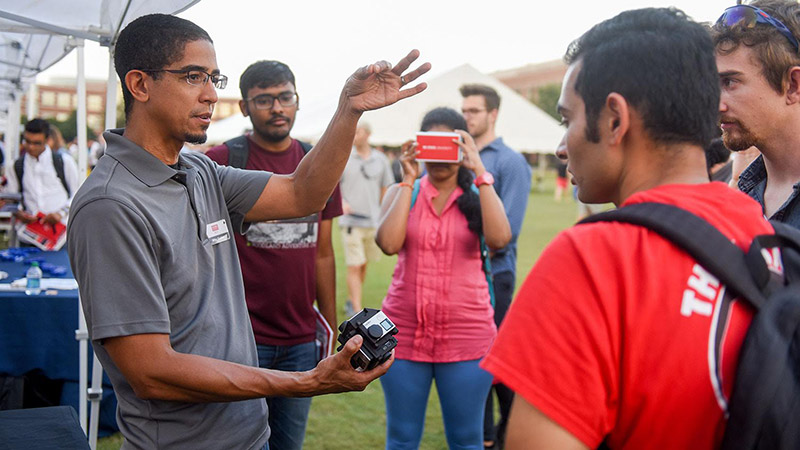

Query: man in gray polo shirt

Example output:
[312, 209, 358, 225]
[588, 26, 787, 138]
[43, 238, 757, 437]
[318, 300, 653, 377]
[67, 14, 429, 450]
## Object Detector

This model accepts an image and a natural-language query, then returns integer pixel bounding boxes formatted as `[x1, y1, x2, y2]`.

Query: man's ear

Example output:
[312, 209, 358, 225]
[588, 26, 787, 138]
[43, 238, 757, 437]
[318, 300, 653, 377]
[488, 108, 498, 126]
[125, 70, 150, 104]
[785, 66, 800, 105]
[605, 93, 630, 146]
[239, 99, 249, 117]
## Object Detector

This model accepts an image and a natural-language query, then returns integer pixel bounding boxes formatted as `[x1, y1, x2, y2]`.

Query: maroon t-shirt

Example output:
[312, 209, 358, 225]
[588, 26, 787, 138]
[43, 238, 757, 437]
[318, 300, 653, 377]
[206, 137, 342, 345]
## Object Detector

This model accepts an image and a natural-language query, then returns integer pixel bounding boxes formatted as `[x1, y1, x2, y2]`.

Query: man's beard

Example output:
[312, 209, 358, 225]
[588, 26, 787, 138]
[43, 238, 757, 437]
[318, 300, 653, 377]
[185, 132, 208, 145]
[259, 128, 291, 143]
[721, 120, 760, 152]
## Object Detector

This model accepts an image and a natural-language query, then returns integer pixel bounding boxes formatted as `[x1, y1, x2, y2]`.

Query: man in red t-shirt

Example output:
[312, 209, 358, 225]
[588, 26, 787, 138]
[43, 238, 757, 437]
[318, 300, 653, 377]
[482, 8, 774, 450]
[205, 60, 342, 450]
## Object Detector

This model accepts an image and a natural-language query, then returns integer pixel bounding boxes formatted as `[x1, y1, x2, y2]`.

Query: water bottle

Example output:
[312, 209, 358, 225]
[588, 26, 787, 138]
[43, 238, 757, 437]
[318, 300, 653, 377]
[25, 261, 42, 295]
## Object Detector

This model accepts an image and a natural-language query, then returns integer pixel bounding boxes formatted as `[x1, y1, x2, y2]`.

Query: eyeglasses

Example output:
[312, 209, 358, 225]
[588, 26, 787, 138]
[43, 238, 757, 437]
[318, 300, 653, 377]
[22, 138, 45, 147]
[716, 5, 799, 52]
[245, 92, 299, 110]
[461, 108, 487, 116]
[141, 68, 228, 89]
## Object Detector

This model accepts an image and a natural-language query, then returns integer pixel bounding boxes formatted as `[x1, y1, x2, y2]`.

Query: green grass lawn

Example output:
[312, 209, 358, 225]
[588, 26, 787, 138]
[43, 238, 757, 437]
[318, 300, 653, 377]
[98, 174, 579, 450]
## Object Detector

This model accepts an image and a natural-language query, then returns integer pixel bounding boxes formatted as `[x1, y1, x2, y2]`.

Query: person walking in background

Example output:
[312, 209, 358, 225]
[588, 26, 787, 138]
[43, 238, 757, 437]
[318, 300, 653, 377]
[376, 107, 510, 450]
[205, 60, 342, 450]
[5, 118, 78, 249]
[459, 84, 531, 450]
[482, 7, 773, 448]
[339, 122, 394, 316]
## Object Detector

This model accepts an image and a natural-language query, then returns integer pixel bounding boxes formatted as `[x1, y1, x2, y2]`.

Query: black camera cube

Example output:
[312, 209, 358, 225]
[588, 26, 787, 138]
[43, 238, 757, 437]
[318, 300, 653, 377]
[337, 308, 398, 371]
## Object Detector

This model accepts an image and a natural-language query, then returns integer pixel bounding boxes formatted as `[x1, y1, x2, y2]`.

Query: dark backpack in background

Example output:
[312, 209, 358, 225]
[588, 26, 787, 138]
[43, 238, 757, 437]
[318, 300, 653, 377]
[14, 149, 71, 198]
[580, 202, 800, 450]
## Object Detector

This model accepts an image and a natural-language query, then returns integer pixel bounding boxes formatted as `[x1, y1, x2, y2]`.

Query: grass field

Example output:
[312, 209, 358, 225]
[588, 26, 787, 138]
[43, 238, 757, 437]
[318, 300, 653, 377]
[97, 174, 580, 450]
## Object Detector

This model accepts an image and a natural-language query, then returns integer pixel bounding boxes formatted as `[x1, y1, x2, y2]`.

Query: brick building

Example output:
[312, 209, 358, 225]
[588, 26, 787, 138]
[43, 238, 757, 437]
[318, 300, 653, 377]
[491, 59, 567, 103]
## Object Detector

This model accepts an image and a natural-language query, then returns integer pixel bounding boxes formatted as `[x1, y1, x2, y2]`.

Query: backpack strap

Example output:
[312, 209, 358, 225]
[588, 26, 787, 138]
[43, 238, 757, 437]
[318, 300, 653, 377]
[299, 140, 313, 154]
[13, 150, 70, 206]
[579, 202, 767, 308]
[409, 178, 495, 307]
[225, 135, 249, 169]
[51, 150, 70, 196]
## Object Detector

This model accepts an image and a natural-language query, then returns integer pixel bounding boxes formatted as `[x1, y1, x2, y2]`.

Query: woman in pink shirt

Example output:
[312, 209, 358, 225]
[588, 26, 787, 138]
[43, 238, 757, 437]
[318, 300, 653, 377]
[376, 107, 511, 449]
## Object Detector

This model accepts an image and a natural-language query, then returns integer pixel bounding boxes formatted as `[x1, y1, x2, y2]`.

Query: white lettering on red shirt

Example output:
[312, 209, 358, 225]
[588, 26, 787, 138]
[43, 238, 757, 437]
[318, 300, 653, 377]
[681, 264, 720, 317]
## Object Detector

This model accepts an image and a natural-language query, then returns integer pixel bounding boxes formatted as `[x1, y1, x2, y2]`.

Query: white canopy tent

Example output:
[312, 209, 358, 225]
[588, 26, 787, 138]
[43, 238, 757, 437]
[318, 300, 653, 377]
[361, 63, 563, 153]
[0, 3, 202, 448]
[207, 63, 564, 154]
[0, 31, 76, 167]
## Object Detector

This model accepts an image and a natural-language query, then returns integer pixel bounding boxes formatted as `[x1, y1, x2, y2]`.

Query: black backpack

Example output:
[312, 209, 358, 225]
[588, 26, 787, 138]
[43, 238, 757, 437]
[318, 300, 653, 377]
[224, 135, 312, 169]
[14, 149, 71, 197]
[580, 202, 800, 450]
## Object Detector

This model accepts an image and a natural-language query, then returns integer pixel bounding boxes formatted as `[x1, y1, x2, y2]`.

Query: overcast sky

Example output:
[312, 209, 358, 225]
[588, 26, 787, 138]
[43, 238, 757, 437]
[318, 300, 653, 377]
[40, 0, 735, 108]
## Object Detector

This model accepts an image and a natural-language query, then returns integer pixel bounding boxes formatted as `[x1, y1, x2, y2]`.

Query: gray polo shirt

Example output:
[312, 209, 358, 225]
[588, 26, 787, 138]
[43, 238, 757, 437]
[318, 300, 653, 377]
[338, 148, 394, 228]
[68, 129, 272, 450]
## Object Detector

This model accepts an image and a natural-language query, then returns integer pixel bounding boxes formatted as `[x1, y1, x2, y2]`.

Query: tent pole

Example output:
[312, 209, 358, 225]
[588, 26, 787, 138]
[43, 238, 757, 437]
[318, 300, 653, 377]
[75, 39, 88, 184]
[103, 48, 117, 132]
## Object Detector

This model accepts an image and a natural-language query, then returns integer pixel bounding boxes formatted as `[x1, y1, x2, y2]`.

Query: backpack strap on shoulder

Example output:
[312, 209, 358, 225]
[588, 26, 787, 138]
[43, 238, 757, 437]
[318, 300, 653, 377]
[225, 135, 249, 169]
[410, 178, 421, 210]
[299, 140, 313, 154]
[580, 202, 766, 308]
[51, 150, 70, 196]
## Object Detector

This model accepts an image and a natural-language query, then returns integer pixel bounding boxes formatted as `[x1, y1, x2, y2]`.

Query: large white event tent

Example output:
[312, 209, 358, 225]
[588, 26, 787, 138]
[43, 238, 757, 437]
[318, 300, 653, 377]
[0, 2, 201, 448]
[207, 63, 564, 155]
[361, 63, 564, 153]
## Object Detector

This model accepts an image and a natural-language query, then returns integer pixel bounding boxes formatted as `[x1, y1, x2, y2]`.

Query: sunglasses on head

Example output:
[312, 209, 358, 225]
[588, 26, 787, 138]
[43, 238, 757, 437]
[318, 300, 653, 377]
[716, 5, 799, 52]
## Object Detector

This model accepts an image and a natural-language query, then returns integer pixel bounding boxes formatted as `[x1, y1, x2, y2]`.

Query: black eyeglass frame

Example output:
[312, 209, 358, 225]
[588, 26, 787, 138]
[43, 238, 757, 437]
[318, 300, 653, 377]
[140, 68, 228, 89]
[244, 92, 299, 110]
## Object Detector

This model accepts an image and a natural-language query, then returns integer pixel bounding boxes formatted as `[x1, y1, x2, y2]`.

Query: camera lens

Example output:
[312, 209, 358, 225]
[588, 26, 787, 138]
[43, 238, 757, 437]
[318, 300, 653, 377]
[367, 324, 383, 339]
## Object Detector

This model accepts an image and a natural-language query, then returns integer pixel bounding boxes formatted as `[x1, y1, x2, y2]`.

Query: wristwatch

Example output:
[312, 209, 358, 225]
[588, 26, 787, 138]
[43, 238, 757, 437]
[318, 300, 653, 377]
[474, 171, 495, 187]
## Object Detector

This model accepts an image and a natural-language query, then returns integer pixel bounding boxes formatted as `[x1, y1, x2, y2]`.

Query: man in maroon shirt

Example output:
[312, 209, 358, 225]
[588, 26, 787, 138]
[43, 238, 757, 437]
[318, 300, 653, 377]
[205, 61, 341, 450]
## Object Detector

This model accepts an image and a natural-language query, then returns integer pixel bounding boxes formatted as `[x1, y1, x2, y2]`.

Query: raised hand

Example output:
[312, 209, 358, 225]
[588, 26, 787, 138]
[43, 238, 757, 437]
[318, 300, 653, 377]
[342, 49, 431, 113]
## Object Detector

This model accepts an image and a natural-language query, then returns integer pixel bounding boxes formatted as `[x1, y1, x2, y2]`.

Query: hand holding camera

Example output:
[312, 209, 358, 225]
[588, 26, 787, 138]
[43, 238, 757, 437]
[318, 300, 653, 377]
[452, 130, 486, 176]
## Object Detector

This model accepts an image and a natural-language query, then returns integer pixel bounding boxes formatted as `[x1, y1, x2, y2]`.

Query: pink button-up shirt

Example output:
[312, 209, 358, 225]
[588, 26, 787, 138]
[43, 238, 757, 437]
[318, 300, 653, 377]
[382, 176, 497, 363]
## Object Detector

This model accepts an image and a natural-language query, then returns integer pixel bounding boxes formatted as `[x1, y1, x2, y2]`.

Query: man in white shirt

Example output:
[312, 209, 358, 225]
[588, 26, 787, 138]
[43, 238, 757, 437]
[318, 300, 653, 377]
[5, 119, 79, 247]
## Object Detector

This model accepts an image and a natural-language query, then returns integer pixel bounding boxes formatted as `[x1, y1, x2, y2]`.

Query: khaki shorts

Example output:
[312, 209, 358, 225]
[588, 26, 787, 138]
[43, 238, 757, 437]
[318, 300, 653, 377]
[341, 225, 382, 267]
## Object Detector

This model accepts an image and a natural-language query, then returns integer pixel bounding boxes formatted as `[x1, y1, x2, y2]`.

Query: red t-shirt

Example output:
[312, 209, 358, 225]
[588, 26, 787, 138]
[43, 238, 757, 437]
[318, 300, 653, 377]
[482, 183, 773, 449]
[205, 137, 342, 345]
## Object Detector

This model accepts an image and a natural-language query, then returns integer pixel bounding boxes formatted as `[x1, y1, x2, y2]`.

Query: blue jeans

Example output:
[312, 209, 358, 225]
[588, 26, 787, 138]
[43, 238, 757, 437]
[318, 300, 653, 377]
[257, 341, 318, 450]
[381, 359, 493, 450]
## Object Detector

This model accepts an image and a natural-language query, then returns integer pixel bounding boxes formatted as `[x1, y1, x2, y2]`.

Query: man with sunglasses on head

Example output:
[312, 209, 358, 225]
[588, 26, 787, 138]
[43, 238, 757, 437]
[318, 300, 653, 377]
[482, 7, 773, 449]
[205, 61, 342, 450]
[713, 0, 800, 227]
[67, 13, 429, 450]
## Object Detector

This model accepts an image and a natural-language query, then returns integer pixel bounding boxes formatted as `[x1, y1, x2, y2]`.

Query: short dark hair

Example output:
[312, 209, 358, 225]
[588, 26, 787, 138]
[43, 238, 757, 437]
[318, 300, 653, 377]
[239, 61, 296, 99]
[459, 84, 500, 111]
[114, 14, 213, 116]
[24, 118, 50, 138]
[419, 107, 480, 235]
[711, 0, 800, 94]
[565, 7, 720, 147]
[420, 107, 468, 132]
[705, 137, 731, 170]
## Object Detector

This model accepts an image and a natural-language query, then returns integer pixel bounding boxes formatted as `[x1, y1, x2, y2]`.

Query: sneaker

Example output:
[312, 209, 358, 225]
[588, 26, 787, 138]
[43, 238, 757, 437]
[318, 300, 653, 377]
[344, 300, 355, 317]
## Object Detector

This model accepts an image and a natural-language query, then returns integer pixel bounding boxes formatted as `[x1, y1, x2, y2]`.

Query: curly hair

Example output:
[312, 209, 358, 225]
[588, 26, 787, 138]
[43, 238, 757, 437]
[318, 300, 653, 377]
[710, 0, 800, 94]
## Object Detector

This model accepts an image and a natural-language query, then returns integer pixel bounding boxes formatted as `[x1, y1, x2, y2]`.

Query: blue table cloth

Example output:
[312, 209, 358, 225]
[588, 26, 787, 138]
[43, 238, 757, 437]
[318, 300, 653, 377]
[0, 248, 117, 434]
